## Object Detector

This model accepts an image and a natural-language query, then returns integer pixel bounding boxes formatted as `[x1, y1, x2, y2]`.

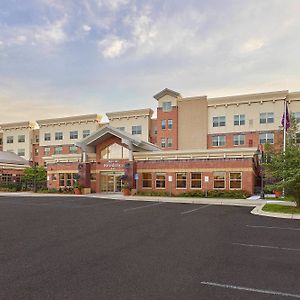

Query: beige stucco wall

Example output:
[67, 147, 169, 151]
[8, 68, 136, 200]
[157, 94, 178, 108]
[178, 97, 208, 150]
[39, 122, 101, 147]
[207, 99, 300, 134]
[2, 128, 33, 160]
[109, 116, 151, 141]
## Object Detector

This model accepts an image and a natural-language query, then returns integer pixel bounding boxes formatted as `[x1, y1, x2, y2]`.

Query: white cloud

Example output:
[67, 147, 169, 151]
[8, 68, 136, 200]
[240, 38, 265, 53]
[96, 0, 129, 10]
[98, 36, 130, 58]
[34, 18, 67, 45]
[15, 35, 27, 45]
[82, 24, 92, 32]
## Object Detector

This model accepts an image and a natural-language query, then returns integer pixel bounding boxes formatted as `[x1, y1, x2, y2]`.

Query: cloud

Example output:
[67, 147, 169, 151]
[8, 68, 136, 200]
[240, 38, 265, 53]
[98, 36, 130, 58]
[96, 0, 129, 10]
[82, 24, 92, 32]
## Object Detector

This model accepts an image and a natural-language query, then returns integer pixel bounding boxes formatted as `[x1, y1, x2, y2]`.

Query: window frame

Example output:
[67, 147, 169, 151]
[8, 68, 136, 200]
[234, 114, 245, 126]
[233, 134, 245, 146]
[212, 135, 226, 147]
[161, 120, 166, 130]
[162, 101, 172, 112]
[167, 119, 173, 129]
[167, 138, 173, 148]
[83, 129, 91, 138]
[55, 132, 63, 141]
[190, 172, 202, 189]
[176, 172, 187, 189]
[18, 135, 25, 143]
[161, 138, 166, 148]
[155, 173, 166, 189]
[69, 145, 78, 154]
[213, 116, 226, 127]
[54, 146, 63, 155]
[259, 132, 274, 144]
[44, 133, 51, 141]
[213, 172, 226, 189]
[70, 131, 78, 140]
[132, 125, 142, 135]
[6, 136, 13, 144]
[229, 172, 242, 190]
[142, 173, 152, 189]
[17, 149, 25, 157]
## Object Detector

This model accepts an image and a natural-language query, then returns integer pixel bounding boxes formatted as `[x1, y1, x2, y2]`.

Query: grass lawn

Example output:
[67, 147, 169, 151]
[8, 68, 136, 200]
[262, 203, 300, 214]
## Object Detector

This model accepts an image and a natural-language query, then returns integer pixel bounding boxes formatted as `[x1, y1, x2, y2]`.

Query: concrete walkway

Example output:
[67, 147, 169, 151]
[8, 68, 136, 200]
[0, 191, 299, 219]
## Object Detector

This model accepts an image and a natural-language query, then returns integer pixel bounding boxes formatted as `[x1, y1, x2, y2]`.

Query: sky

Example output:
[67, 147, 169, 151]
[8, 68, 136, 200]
[0, 0, 300, 123]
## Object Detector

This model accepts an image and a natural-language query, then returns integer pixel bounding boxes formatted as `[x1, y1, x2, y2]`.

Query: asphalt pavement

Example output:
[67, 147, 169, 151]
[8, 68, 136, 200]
[0, 195, 299, 300]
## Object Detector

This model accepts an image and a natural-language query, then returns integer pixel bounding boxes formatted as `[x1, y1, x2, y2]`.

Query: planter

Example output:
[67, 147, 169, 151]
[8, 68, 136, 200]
[74, 188, 81, 195]
[273, 190, 283, 198]
[123, 188, 131, 196]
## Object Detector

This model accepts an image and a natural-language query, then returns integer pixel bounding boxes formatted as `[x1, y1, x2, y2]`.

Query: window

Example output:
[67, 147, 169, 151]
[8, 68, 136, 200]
[212, 135, 226, 146]
[230, 172, 242, 189]
[100, 143, 129, 159]
[161, 120, 166, 130]
[132, 125, 142, 135]
[1, 174, 12, 183]
[83, 129, 91, 138]
[142, 173, 152, 188]
[191, 173, 202, 189]
[17, 149, 25, 156]
[168, 119, 173, 129]
[116, 127, 125, 132]
[233, 134, 245, 146]
[167, 138, 173, 148]
[59, 174, 64, 187]
[18, 135, 25, 143]
[55, 132, 63, 140]
[161, 138, 166, 148]
[70, 131, 78, 139]
[54, 146, 63, 154]
[213, 116, 226, 127]
[156, 174, 166, 188]
[259, 132, 274, 144]
[69, 145, 77, 154]
[176, 173, 187, 189]
[7, 136, 13, 144]
[44, 147, 50, 156]
[66, 173, 73, 187]
[234, 114, 245, 126]
[260, 112, 274, 124]
[213, 172, 226, 189]
[34, 148, 39, 156]
[44, 133, 51, 141]
[35, 135, 39, 143]
[162, 101, 172, 112]
[292, 112, 300, 123]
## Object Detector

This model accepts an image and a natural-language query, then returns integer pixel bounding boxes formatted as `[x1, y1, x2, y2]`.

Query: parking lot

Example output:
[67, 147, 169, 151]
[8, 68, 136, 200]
[0, 195, 300, 300]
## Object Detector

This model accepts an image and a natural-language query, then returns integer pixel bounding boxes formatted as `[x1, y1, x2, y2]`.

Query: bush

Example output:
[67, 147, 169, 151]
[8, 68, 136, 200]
[136, 191, 171, 197]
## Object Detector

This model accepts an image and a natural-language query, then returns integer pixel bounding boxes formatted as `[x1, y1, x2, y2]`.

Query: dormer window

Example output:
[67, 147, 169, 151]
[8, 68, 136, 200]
[162, 101, 172, 112]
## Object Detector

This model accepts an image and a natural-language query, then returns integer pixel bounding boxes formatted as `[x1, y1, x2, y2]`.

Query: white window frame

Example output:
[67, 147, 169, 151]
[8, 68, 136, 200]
[6, 136, 13, 144]
[176, 173, 187, 189]
[212, 135, 226, 147]
[229, 172, 242, 190]
[55, 132, 63, 141]
[44, 147, 50, 156]
[167, 119, 173, 129]
[234, 114, 245, 126]
[161, 138, 166, 148]
[155, 173, 166, 189]
[132, 125, 142, 135]
[259, 132, 274, 144]
[260, 112, 274, 124]
[70, 131, 78, 140]
[69, 145, 77, 154]
[44, 133, 51, 141]
[161, 120, 166, 130]
[55, 146, 63, 155]
[213, 172, 226, 190]
[190, 172, 202, 189]
[213, 116, 226, 127]
[17, 149, 25, 156]
[233, 134, 245, 146]
[167, 138, 173, 148]
[18, 135, 25, 143]
[162, 101, 172, 112]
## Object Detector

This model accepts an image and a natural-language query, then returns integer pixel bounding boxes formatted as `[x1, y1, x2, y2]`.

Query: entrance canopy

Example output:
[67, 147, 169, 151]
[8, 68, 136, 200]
[76, 125, 160, 154]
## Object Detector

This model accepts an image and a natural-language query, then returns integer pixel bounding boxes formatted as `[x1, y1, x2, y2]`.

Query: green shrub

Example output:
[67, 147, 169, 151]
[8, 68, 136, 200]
[136, 191, 171, 197]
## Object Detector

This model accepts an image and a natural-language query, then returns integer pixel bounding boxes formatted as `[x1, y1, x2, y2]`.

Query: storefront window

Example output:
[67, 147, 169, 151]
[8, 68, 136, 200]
[213, 172, 225, 189]
[156, 174, 166, 188]
[142, 173, 152, 188]
[66, 173, 72, 187]
[191, 173, 201, 189]
[176, 173, 187, 188]
[229, 172, 242, 189]
[100, 143, 129, 159]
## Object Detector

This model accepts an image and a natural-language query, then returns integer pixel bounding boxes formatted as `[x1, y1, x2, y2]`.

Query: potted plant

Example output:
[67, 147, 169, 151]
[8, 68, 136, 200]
[122, 181, 131, 196]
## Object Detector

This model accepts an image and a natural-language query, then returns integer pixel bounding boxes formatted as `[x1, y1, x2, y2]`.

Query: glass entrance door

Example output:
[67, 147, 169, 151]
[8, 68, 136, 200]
[100, 172, 124, 193]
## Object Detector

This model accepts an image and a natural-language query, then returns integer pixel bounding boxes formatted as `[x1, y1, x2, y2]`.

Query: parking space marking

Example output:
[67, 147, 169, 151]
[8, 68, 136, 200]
[232, 242, 300, 252]
[246, 225, 300, 231]
[181, 204, 211, 215]
[123, 202, 162, 212]
[201, 281, 300, 298]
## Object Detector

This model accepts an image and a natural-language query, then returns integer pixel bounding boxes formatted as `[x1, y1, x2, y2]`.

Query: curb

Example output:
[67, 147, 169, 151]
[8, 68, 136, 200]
[251, 204, 300, 220]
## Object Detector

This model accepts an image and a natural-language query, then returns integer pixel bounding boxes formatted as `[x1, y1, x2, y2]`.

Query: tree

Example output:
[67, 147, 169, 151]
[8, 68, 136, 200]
[23, 166, 47, 182]
[264, 145, 300, 207]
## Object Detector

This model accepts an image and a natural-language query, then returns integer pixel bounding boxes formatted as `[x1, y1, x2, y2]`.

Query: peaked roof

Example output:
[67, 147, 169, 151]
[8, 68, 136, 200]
[76, 125, 160, 152]
[0, 151, 29, 165]
[153, 88, 181, 100]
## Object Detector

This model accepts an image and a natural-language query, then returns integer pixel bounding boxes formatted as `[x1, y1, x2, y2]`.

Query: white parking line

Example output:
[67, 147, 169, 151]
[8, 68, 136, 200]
[232, 242, 300, 252]
[181, 204, 211, 215]
[246, 225, 300, 231]
[201, 281, 300, 298]
[123, 202, 162, 212]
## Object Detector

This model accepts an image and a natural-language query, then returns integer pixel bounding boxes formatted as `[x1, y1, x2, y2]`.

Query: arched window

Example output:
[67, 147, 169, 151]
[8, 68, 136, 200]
[100, 143, 129, 159]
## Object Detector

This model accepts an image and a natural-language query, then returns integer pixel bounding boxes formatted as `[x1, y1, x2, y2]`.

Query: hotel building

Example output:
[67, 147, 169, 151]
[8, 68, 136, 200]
[0, 88, 299, 195]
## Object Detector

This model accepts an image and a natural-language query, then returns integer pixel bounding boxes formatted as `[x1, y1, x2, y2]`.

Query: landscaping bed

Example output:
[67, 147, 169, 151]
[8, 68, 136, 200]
[262, 203, 300, 214]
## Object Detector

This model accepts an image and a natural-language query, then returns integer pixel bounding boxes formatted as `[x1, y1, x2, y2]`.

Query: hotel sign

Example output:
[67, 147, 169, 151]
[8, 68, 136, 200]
[103, 160, 122, 170]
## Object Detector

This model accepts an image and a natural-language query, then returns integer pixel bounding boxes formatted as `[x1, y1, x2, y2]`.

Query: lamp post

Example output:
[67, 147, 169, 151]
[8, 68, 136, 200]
[259, 150, 264, 199]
